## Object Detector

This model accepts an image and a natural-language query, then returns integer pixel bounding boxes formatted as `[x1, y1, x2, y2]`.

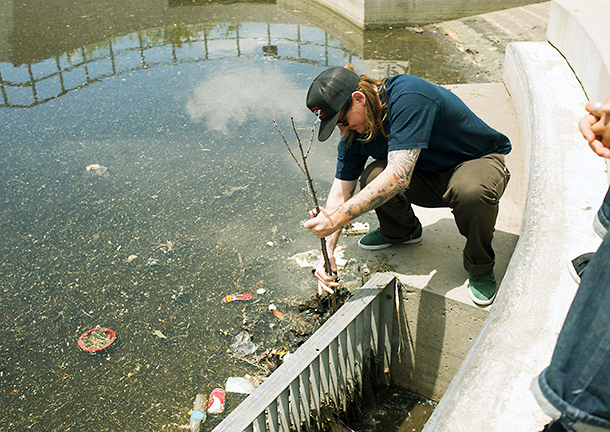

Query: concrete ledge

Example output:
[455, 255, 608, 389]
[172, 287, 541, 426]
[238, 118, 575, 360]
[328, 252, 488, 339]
[422, 41, 607, 432]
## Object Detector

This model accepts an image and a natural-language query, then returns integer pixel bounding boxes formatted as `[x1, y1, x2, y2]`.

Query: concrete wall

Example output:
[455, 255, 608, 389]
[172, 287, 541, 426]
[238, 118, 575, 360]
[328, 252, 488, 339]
[308, 0, 549, 28]
[547, 0, 610, 102]
[392, 283, 488, 401]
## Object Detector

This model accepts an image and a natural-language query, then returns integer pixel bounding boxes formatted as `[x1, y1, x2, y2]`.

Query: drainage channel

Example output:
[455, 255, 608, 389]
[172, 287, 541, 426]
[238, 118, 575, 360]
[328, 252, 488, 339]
[209, 272, 397, 432]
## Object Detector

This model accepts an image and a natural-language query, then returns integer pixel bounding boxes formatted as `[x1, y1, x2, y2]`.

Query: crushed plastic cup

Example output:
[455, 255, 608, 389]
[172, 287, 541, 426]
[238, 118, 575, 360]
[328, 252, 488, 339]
[229, 331, 257, 356]
[206, 388, 226, 414]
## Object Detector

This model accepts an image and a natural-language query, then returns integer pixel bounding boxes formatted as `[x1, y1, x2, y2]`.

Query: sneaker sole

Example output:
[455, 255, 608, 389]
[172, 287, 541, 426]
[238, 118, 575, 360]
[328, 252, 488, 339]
[566, 256, 582, 284]
[357, 240, 392, 251]
[358, 233, 422, 251]
[565, 248, 596, 285]
[468, 288, 496, 306]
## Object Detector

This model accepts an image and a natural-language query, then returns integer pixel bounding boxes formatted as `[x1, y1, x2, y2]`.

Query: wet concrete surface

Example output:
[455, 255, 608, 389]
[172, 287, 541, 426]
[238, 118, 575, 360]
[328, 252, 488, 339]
[427, 1, 550, 83]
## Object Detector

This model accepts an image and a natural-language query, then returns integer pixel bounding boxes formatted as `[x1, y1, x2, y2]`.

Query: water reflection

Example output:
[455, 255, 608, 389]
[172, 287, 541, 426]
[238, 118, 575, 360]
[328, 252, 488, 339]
[1, 22, 355, 108]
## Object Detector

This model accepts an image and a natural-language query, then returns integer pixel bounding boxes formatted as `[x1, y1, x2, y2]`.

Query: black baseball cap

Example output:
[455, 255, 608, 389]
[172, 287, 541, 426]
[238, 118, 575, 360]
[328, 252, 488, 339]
[306, 67, 360, 142]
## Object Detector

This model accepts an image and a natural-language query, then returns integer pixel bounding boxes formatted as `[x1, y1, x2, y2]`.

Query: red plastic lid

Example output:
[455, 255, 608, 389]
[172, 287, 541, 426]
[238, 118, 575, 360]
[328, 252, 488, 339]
[78, 327, 116, 352]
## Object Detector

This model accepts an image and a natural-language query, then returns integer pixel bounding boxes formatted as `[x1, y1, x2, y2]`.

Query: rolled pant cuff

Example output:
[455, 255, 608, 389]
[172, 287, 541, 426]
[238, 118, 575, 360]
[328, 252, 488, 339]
[594, 211, 609, 240]
[532, 370, 610, 432]
[463, 255, 494, 275]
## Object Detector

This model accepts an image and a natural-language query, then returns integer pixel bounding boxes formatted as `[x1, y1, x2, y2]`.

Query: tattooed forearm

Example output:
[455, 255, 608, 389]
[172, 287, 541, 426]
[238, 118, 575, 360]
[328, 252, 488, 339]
[387, 149, 420, 189]
[335, 148, 421, 223]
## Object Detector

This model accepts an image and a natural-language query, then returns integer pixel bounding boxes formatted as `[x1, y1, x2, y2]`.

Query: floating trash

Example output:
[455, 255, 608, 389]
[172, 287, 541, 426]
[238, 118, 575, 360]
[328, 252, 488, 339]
[206, 388, 226, 414]
[126, 254, 137, 263]
[84, 164, 108, 177]
[288, 246, 347, 269]
[268, 304, 284, 319]
[78, 327, 116, 352]
[229, 331, 256, 356]
[264, 346, 289, 372]
[153, 330, 167, 339]
[342, 221, 370, 236]
[288, 249, 319, 268]
[222, 293, 252, 303]
[189, 394, 206, 432]
[225, 376, 255, 394]
[222, 184, 249, 196]
[147, 258, 159, 266]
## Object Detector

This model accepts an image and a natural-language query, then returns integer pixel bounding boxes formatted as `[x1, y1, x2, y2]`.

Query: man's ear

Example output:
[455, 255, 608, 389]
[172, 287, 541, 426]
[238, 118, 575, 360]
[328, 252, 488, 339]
[352, 91, 366, 105]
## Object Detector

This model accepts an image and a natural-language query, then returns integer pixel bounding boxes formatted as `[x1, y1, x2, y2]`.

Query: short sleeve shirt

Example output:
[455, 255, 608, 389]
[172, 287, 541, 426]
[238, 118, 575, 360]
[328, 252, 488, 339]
[335, 75, 512, 181]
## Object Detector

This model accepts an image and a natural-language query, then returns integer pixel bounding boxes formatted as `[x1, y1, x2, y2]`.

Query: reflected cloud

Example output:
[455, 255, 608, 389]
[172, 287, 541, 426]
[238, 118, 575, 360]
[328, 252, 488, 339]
[185, 64, 309, 132]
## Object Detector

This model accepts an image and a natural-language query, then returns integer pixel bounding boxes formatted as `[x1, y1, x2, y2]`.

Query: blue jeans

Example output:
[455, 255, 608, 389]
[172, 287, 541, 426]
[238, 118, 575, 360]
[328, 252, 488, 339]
[532, 221, 610, 431]
[595, 187, 610, 238]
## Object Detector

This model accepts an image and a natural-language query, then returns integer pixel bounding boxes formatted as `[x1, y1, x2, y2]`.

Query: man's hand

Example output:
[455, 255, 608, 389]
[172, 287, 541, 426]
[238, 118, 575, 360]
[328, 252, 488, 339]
[580, 98, 610, 159]
[303, 207, 342, 238]
[312, 255, 341, 295]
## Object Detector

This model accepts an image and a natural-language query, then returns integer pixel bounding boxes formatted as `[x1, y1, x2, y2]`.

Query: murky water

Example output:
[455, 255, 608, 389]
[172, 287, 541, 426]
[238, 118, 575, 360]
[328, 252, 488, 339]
[0, 1, 479, 430]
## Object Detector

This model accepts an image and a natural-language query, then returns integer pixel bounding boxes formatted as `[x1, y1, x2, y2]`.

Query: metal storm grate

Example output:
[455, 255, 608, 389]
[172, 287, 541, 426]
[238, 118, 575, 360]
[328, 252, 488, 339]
[211, 272, 397, 432]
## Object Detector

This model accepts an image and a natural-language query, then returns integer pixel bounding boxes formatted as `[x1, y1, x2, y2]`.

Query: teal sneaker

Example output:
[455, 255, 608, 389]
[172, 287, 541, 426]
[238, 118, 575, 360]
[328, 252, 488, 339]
[468, 270, 497, 306]
[358, 226, 422, 251]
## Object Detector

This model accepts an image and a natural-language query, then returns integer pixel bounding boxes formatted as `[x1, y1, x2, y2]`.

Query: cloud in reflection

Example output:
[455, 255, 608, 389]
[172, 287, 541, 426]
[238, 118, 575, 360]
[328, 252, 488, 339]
[185, 63, 310, 132]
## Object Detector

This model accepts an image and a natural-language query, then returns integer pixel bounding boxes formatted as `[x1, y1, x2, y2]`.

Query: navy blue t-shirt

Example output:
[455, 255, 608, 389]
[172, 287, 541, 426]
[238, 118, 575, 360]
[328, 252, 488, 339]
[335, 75, 512, 180]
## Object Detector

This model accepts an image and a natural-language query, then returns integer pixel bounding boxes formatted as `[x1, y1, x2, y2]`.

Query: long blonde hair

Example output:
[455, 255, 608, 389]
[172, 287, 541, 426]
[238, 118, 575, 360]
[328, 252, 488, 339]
[343, 64, 388, 146]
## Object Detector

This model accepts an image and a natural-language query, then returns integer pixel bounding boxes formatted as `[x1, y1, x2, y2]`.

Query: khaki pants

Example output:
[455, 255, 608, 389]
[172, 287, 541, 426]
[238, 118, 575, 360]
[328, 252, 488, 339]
[359, 154, 510, 275]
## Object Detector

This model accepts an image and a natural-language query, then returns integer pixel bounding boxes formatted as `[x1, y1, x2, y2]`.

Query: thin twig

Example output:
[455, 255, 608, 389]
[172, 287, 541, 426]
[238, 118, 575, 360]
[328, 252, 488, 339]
[228, 354, 267, 371]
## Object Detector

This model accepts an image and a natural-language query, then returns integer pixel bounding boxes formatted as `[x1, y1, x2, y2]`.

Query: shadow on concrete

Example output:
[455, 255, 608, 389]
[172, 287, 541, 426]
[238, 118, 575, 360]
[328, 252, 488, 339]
[354, 216, 519, 302]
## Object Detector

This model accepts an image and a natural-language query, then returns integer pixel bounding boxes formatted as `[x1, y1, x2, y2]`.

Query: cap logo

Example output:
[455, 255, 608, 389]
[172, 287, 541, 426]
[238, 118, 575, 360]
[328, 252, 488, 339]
[310, 107, 325, 119]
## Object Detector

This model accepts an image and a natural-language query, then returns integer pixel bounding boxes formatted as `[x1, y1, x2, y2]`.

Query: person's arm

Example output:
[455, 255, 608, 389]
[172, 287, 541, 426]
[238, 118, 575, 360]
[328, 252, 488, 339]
[304, 148, 421, 238]
[580, 96, 610, 159]
[310, 178, 356, 295]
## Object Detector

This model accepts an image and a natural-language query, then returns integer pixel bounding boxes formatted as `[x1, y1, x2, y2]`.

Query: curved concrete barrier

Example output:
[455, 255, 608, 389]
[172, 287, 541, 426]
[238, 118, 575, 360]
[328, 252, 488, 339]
[547, 0, 610, 102]
[422, 41, 607, 432]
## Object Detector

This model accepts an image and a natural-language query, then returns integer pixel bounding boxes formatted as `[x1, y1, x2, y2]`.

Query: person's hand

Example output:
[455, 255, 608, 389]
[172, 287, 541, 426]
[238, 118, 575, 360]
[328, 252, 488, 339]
[304, 207, 338, 238]
[312, 255, 341, 295]
[580, 99, 610, 159]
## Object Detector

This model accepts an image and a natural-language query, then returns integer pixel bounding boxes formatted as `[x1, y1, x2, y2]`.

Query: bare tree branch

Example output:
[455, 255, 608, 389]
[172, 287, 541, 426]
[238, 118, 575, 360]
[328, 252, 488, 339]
[273, 117, 335, 277]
